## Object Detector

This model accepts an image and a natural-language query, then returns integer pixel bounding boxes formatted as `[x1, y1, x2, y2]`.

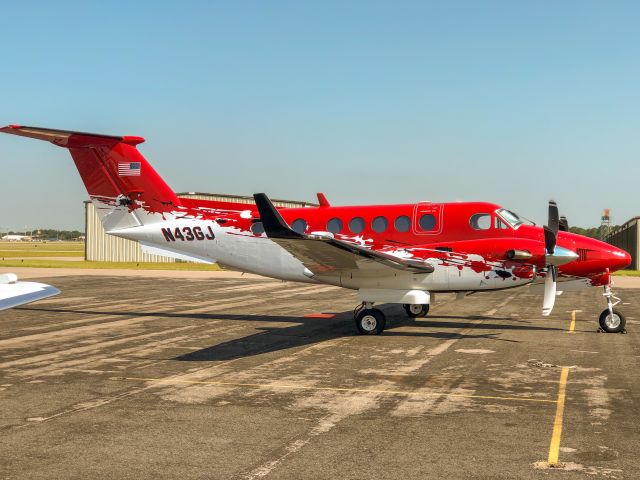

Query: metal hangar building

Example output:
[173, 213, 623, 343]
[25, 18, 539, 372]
[606, 217, 639, 270]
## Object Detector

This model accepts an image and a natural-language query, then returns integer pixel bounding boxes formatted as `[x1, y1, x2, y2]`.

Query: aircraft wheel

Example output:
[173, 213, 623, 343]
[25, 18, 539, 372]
[355, 308, 386, 335]
[403, 303, 429, 318]
[599, 309, 626, 333]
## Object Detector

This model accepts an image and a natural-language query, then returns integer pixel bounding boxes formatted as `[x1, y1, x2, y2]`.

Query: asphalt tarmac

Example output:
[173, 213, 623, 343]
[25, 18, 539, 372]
[1, 273, 638, 479]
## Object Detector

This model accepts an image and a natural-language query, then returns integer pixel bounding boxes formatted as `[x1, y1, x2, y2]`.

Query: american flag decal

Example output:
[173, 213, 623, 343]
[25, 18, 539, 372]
[118, 162, 141, 176]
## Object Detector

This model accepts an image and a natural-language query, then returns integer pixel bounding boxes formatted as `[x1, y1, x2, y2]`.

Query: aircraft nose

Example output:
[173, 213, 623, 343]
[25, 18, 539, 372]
[610, 247, 632, 271]
[621, 249, 632, 268]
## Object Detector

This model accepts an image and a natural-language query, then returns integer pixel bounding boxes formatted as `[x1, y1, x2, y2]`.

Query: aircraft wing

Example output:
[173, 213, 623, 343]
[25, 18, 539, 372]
[253, 194, 435, 276]
[0, 274, 60, 311]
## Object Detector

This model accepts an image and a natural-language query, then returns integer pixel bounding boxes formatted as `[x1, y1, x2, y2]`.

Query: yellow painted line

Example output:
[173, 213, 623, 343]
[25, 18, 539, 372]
[568, 310, 577, 333]
[547, 367, 570, 466]
[122, 376, 558, 404]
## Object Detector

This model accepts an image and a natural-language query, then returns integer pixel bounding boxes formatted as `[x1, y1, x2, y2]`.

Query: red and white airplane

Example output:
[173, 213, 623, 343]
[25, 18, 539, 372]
[1, 125, 631, 333]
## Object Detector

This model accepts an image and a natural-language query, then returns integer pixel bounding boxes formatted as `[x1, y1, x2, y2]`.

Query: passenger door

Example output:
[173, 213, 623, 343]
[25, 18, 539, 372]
[412, 203, 443, 236]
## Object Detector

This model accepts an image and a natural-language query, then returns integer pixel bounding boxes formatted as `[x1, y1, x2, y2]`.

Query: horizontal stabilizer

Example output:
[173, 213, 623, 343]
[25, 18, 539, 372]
[0, 125, 144, 148]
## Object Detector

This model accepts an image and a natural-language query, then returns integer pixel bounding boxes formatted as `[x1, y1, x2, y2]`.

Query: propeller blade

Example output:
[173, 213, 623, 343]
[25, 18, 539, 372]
[542, 266, 557, 317]
[547, 200, 559, 234]
[544, 200, 560, 255]
[559, 216, 569, 232]
[543, 226, 557, 255]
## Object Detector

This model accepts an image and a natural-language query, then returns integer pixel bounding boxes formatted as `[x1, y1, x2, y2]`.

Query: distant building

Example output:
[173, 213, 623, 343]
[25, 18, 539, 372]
[606, 217, 639, 270]
[1, 235, 33, 242]
[84, 192, 317, 262]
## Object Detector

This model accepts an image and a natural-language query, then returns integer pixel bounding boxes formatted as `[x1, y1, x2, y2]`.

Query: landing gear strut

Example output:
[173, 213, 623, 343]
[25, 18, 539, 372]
[403, 303, 430, 318]
[599, 284, 626, 333]
[354, 302, 386, 335]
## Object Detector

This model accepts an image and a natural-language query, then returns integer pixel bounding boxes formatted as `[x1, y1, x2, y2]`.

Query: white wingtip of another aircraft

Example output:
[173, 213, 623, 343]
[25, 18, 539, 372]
[0, 273, 60, 311]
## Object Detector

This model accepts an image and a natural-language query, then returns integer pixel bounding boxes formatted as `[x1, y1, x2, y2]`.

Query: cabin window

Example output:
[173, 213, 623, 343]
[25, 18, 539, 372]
[394, 215, 411, 232]
[326, 218, 343, 234]
[291, 219, 307, 234]
[497, 208, 533, 228]
[251, 222, 265, 235]
[470, 213, 491, 230]
[495, 217, 509, 229]
[371, 216, 388, 233]
[418, 214, 437, 232]
[349, 217, 365, 234]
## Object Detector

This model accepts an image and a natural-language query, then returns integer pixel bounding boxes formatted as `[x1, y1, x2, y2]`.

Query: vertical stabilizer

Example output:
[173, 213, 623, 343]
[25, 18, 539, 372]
[0, 125, 181, 231]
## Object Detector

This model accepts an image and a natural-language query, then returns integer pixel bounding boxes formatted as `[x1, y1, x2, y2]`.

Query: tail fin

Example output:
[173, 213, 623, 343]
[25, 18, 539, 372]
[0, 125, 180, 231]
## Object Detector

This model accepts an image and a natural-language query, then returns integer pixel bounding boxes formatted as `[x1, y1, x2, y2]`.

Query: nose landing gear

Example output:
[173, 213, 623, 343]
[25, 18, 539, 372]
[599, 284, 626, 333]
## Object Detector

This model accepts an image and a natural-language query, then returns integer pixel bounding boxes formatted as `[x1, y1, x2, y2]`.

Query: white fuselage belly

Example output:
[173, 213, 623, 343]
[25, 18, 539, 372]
[111, 217, 533, 293]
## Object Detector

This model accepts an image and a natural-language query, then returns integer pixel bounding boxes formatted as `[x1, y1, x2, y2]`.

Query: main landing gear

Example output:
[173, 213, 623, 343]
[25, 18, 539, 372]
[599, 284, 626, 333]
[354, 302, 386, 335]
[353, 302, 431, 335]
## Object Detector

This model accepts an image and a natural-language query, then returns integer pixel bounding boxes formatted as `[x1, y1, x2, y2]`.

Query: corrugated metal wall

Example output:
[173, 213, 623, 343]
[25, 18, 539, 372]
[85, 193, 317, 262]
[85, 201, 176, 262]
[606, 218, 639, 270]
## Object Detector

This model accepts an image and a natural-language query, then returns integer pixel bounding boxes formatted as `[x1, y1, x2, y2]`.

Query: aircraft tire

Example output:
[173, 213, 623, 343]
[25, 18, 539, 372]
[403, 304, 429, 318]
[598, 308, 626, 333]
[355, 308, 386, 335]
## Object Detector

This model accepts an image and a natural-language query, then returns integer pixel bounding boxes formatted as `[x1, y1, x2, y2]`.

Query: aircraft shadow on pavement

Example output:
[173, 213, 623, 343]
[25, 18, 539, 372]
[17, 306, 564, 362]
[174, 316, 529, 362]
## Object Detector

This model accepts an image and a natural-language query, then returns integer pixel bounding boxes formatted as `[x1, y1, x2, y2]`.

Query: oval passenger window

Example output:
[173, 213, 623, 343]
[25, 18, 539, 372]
[251, 222, 265, 235]
[291, 219, 307, 234]
[326, 218, 343, 234]
[394, 215, 411, 232]
[371, 216, 388, 233]
[470, 214, 491, 230]
[349, 217, 365, 234]
[419, 214, 437, 231]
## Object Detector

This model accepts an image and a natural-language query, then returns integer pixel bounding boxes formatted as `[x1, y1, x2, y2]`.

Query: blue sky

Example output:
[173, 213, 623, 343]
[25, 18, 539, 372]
[1, 1, 639, 231]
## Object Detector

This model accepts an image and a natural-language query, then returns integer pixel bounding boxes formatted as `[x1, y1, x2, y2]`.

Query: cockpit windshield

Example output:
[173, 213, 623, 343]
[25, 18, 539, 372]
[497, 209, 535, 229]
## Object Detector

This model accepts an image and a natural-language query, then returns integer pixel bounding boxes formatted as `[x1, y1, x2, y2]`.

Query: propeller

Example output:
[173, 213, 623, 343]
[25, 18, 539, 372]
[542, 263, 557, 316]
[542, 200, 559, 317]
[542, 200, 559, 255]
[559, 216, 569, 232]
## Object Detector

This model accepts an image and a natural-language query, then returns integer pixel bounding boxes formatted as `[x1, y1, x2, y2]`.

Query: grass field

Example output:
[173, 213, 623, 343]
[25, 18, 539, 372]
[0, 242, 220, 270]
[0, 241, 84, 258]
[612, 269, 640, 277]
